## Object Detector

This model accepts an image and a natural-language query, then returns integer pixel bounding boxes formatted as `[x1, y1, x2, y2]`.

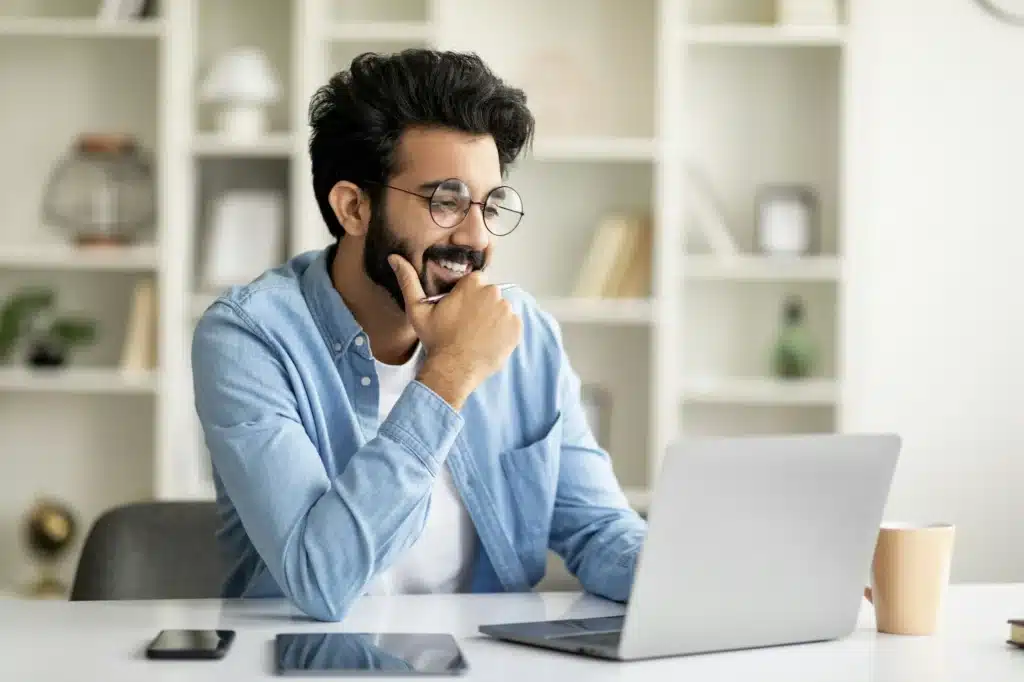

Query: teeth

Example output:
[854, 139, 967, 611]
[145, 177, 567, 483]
[438, 259, 469, 275]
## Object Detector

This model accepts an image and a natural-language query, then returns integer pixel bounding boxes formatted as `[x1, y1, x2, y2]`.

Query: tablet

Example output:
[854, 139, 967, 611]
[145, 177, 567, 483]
[275, 632, 468, 676]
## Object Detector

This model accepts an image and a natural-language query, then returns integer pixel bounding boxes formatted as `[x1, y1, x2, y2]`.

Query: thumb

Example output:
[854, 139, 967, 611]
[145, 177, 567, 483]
[388, 255, 428, 318]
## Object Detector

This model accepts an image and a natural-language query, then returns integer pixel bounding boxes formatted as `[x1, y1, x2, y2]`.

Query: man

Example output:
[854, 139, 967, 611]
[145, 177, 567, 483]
[192, 49, 647, 622]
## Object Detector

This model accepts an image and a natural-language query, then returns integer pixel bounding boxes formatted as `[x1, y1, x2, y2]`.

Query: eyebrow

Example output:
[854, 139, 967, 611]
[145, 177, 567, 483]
[416, 180, 445, 192]
[416, 179, 506, 198]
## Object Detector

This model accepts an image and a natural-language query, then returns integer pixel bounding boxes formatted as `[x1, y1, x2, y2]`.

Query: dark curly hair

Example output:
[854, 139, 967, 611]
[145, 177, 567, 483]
[308, 49, 535, 240]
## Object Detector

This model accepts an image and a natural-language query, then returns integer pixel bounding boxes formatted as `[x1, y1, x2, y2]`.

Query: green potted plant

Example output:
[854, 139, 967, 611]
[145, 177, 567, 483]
[27, 316, 97, 368]
[0, 287, 98, 368]
[772, 294, 817, 379]
[0, 288, 55, 364]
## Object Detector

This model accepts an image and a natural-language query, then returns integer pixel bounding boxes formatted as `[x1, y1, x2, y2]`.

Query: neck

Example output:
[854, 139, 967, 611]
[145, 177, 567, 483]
[331, 239, 419, 365]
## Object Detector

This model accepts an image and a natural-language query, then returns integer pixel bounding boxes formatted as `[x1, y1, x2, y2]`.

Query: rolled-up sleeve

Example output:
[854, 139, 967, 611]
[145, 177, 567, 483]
[192, 300, 463, 621]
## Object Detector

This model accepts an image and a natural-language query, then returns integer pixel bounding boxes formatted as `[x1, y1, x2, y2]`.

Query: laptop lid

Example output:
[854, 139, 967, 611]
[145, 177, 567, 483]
[618, 433, 900, 660]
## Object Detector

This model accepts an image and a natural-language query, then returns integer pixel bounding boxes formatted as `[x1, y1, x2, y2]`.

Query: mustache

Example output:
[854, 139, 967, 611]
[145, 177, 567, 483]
[422, 245, 486, 270]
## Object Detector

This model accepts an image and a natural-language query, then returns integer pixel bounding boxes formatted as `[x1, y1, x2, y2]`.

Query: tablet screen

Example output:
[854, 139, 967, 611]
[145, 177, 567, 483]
[275, 632, 468, 676]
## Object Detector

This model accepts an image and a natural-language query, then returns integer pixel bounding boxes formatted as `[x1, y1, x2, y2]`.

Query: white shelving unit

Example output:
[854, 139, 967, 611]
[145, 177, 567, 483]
[0, 0, 848, 589]
[677, 0, 846, 458]
[191, 132, 294, 159]
[0, 16, 164, 38]
[0, 0, 169, 592]
[680, 24, 846, 46]
[0, 366, 158, 394]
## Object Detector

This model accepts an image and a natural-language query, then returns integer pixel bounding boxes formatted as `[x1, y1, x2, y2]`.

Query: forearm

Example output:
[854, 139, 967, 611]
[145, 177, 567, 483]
[210, 380, 463, 621]
[558, 512, 645, 603]
[547, 346, 648, 603]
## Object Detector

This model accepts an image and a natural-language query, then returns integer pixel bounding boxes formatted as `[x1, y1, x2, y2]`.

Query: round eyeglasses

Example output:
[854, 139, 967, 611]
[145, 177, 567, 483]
[375, 178, 524, 236]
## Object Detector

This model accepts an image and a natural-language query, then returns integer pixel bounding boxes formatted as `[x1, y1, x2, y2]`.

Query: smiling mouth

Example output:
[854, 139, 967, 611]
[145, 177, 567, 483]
[427, 257, 473, 290]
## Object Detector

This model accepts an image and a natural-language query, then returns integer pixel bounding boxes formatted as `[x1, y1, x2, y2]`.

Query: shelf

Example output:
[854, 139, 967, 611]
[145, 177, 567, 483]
[681, 376, 838, 406]
[540, 297, 654, 325]
[323, 21, 433, 42]
[527, 137, 658, 162]
[0, 243, 158, 271]
[681, 24, 846, 47]
[0, 17, 164, 39]
[191, 292, 654, 326]
[684, 255, 841, 282]
[192, 133, 294, 158]
[0, 367, 158, 395]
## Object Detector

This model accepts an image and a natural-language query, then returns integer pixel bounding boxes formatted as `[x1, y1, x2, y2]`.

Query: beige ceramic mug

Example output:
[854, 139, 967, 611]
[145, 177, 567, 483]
[864, 522, 956, 635]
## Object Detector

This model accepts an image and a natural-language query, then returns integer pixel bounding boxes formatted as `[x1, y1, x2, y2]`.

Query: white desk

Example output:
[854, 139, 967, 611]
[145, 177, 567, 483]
[2, 584, 1021, 680]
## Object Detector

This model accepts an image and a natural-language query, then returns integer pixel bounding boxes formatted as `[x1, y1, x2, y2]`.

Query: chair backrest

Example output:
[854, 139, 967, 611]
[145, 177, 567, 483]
[70, 501, 226, 601]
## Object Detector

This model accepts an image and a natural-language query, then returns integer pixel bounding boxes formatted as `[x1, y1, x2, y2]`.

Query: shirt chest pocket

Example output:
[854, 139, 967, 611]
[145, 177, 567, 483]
[499, 413, 562, 582]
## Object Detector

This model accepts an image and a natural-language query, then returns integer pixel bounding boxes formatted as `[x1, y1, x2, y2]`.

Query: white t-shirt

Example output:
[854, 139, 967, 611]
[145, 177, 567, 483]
[362, 343, 476, 595]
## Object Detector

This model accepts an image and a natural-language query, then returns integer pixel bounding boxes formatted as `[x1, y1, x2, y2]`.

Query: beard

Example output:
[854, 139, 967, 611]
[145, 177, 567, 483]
[362, 204, 486, 312]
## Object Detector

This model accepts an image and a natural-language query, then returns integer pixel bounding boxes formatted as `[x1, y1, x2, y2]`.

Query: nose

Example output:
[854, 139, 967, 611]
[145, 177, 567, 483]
[450, 203, 490, 252]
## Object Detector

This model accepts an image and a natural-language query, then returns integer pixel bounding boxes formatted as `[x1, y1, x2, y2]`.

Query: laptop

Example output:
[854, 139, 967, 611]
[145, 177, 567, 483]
[479, 432, 901, 661]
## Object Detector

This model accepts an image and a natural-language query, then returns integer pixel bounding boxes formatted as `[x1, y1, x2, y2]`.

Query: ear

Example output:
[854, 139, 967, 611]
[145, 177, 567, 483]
[328, 181, 371, 238]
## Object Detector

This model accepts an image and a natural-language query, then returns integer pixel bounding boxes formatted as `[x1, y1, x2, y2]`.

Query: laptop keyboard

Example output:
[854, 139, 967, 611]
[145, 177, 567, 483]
[546, 616, 625, 634]
[541, 616, 624, 648]
[556, 631, 623, 648]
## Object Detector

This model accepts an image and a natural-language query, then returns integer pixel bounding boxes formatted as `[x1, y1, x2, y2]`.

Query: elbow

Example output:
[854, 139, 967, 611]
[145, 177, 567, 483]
[295, 596, 348, 623]
[285, 576, 359, 623]
[283, 563, 363, 623]
[280, 539, 369, 623]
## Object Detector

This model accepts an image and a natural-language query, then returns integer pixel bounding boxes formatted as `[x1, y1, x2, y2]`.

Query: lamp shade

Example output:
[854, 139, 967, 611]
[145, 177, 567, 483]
[201, 48, 281, 104]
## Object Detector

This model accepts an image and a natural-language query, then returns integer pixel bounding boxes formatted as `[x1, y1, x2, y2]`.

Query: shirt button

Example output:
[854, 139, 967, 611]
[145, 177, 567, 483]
[333, 342, 342, 352]
[361, 377, 371, 387]
[354, 336, 365, 347]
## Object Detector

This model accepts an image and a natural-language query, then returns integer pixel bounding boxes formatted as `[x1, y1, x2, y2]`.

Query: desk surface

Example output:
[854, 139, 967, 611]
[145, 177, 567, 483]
[2, 584, 1021, 680]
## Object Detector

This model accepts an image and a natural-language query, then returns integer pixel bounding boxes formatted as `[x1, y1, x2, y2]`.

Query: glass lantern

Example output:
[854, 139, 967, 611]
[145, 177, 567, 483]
[41, 133, 155, 246]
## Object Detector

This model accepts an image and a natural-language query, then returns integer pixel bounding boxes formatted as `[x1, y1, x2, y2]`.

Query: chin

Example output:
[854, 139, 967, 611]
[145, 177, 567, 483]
[425, 279, 456, 298]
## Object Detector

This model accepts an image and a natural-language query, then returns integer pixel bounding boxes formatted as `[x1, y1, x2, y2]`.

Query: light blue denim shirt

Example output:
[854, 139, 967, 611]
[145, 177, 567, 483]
[191, 245, 647, 621]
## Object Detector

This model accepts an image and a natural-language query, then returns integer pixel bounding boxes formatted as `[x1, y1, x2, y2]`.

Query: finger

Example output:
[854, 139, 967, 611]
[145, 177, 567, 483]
[453, 270, 487, 293]
[388, 255, 428, 317]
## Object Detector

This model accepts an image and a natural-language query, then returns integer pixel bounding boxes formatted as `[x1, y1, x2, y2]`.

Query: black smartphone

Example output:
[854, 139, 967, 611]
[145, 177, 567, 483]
[145, 629, 236, 660]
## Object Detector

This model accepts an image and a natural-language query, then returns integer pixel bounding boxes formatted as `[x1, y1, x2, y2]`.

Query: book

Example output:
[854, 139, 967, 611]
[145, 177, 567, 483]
[120, 277, 157, 372]
[572, 213, 652, 299]
[1010, 619, 1023, 649]
[614, 216, 652, 298]
[572, 214, 632, 298]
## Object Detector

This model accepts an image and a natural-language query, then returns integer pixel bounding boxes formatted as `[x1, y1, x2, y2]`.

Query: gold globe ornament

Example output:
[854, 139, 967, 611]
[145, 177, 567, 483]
[22, 498, 77, 598]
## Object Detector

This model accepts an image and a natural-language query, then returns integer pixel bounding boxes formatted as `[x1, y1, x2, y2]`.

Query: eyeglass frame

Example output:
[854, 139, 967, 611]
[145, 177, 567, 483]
[362, 178, 525, 236]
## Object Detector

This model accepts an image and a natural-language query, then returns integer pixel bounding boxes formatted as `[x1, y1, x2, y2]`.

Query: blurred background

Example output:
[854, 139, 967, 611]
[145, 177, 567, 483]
[0, 0, 1021, 598]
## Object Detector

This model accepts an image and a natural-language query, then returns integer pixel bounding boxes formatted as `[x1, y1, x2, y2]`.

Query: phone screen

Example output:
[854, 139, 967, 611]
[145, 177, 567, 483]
[276, 632, 468, 676]
[147, 629, 235, 659]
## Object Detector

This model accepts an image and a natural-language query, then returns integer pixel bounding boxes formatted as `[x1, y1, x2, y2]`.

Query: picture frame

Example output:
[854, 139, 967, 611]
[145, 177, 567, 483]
[200, 189, 283, 291]
[755, 184, 819, 257]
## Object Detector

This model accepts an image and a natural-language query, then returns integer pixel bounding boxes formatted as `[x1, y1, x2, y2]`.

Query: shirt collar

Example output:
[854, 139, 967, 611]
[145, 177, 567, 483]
[300, 243, 366, 357]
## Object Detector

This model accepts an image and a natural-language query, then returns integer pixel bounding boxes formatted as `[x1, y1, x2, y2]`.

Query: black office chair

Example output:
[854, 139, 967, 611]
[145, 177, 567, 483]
[70, 501, 226, 601]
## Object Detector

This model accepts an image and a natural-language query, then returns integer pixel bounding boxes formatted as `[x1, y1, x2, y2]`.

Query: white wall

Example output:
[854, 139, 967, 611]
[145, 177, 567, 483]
[843, 0, 1024, 582]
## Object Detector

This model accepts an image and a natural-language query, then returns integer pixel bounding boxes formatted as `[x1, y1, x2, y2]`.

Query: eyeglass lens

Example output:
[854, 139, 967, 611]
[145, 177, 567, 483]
[429, 178, 523, 236]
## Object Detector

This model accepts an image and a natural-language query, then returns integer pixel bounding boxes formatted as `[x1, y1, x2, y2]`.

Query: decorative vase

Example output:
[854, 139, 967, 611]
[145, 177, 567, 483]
[772, 294, 816, 379]
[41, 133, 154, 246]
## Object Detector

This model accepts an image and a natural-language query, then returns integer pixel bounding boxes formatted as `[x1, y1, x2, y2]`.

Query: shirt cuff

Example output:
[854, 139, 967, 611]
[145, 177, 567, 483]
[377, 379, 464, 473]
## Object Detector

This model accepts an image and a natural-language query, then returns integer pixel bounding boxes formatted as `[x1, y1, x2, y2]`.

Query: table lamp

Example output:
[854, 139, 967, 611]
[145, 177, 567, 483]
[201, 47, 281, 140]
